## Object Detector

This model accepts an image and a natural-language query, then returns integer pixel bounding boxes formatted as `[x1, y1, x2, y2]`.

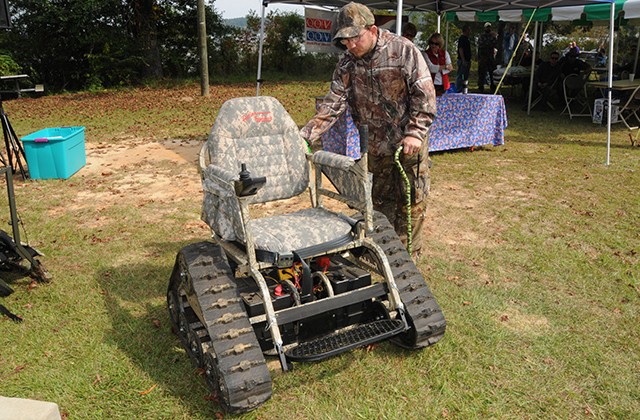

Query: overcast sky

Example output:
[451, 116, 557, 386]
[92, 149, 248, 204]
[213, 0, 304, 19]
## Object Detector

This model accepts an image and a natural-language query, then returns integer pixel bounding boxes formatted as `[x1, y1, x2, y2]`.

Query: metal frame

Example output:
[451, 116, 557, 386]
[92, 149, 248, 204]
[561, 73, 593, 119]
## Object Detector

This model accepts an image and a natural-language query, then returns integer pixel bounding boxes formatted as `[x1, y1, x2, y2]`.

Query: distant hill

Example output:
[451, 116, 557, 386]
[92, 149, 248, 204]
[225, 17, 246, 28]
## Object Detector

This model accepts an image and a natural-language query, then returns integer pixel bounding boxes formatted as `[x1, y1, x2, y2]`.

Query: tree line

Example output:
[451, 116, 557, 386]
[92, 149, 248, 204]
[0, 1, 336, 93]
[0, 1, 628, 94]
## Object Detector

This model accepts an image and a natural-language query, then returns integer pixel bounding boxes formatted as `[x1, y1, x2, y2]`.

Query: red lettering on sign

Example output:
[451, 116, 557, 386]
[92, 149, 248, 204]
[305, 18, 332, 30]
[242, 111, 273, 123]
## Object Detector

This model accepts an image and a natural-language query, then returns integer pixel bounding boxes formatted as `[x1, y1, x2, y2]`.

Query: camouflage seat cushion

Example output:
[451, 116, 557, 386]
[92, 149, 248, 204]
[206, 96, 309, 205]
[202, 96, 358, 257]
[250, 208, 354, 256]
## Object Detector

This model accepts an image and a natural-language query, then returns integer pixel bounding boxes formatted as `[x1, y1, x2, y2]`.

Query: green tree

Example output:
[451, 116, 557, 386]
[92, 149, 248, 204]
[247, 10, 305, 73]
[0, 0, 230, 90]
[1, 0, 134, 90]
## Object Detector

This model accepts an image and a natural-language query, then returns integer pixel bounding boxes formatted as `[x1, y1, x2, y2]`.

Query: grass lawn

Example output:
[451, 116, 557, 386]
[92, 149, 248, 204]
[0, 81, 638, 419]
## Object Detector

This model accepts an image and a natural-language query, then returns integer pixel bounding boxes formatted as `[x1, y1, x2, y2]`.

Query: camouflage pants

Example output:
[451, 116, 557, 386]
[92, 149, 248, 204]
[369, 150, 430, 254]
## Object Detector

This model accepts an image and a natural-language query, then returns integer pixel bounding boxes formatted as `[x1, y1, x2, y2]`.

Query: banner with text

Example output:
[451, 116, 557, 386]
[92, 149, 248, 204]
[305, 8, 341, 54]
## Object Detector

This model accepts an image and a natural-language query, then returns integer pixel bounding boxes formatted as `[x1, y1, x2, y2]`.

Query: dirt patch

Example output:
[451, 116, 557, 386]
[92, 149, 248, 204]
[71, 139, 203, 210]
[73, 139, 474, 251]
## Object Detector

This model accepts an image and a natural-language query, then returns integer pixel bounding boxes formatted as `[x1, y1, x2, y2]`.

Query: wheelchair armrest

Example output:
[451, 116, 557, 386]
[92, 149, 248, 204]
[202, 164, 238, 197]
[312, 150, 357, 171]
[311, 150, 371, 211]
[201, 164, 247, 242]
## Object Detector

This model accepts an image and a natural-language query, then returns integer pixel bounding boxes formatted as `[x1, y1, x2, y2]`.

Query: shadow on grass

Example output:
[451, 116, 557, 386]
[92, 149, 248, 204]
[503, 100, 639, 149]
[507, 129, 637, 149]
[95, 240, 223, 417]
[93, 239, 448, 414]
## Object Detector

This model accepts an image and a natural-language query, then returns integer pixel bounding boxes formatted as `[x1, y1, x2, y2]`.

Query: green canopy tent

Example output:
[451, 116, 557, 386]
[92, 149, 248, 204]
[444, 0, 640, 124]
[259, 0, 619, 164]
[445, 0, 640, 22]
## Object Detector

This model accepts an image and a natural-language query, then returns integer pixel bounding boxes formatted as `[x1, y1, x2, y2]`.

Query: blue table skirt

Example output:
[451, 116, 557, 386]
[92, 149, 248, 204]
[429, 93, 508, 152]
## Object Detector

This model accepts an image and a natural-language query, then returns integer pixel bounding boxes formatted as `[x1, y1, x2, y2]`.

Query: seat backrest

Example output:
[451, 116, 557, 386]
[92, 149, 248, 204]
[205, 96, 309, 204]
[564, 74, 586, 94]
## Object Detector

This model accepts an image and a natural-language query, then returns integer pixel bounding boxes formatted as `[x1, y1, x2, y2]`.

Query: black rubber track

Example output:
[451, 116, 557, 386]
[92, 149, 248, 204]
[167, 241, 272, 414]
[359, 211, 446, 349]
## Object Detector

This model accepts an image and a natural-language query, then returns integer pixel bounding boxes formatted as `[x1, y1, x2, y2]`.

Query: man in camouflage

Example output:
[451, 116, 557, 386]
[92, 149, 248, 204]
[477, 22, 498, 94]
[300, 2, 436, 257]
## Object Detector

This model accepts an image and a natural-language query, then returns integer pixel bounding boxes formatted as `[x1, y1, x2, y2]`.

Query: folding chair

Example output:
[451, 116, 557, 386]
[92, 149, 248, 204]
[530, 76, 560, 111]
[617, 84, 640, 131]
[561, 74, 592, 119]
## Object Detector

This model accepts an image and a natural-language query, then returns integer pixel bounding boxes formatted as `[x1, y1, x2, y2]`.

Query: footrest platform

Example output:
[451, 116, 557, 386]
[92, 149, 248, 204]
[285, 319, 404, 362]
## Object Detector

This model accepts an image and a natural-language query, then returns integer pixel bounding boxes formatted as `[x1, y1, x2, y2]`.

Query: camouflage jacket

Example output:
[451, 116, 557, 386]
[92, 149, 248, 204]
[300, 29, 436, 157]
[478, 30, 497, 56]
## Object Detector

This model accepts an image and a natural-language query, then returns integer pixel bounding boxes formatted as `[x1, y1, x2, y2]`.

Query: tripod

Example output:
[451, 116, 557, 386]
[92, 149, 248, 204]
[0, 98, 48, 321]
[0, 97, 29, 179]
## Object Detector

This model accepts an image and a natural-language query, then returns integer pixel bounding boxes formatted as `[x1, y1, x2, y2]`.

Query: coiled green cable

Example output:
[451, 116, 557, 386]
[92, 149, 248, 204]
[394, 146, 412, 254]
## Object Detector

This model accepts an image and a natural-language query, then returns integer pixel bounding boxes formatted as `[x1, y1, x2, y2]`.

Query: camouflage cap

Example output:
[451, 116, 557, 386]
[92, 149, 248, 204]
[333, 2, 375, 41]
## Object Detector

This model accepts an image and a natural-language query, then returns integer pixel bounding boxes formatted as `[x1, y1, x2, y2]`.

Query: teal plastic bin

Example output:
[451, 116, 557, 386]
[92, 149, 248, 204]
[21, 126, 86, 179]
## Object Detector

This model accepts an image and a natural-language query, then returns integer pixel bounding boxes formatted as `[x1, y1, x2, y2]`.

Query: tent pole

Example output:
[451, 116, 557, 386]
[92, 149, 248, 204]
[527, 21, 539, 115]
[256, 1, 267, 96]
[606, 1, 615, 165]
[496, 9, 535, 96]
[634, 30, 640, 75]
[445, 19, 449, 51]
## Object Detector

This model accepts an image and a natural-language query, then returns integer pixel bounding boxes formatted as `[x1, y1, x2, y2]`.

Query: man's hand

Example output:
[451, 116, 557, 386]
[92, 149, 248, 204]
[401, 136, 422, 155]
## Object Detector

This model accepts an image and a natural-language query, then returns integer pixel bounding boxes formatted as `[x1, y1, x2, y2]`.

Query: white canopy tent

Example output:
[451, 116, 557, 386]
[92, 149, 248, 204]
[258, 0, 619, 164]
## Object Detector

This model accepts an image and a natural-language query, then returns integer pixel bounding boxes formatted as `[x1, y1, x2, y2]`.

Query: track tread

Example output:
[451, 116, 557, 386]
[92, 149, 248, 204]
[168, 241, 272, 414]
[365, 211, 446, 349]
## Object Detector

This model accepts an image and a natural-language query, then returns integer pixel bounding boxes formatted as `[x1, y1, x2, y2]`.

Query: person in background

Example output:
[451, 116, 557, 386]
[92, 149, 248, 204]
[301, 2, 436, 258]
[559, 46, 591, 79]
[401, 22, 417, 42]
[571, 41, 581, 54]
[534, 51, 563, 108]
[477, 22, 498, 94]
[597, 43, 607, 67]
[563, 41, 581, 57]
[456, 24, 471, 93]
[503, 25, 518, 65]
[424, 33, 453, 96]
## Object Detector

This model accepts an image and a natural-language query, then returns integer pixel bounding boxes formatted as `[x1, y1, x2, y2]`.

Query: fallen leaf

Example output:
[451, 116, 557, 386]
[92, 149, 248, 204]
[14, 365, 26, 373]
[93, 374, 102, 385]
[205, 393, 219, 402]
[442, 408, 449, 417]
[500, 314, 509, 322]
[139, 384, 157, 395]
[152, 319, 161, 328]
[463, 301, 472, 306]
[27, 280, 38, 291]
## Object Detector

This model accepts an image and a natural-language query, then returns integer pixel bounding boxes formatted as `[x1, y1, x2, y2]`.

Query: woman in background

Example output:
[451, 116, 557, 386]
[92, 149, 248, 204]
[424, 33, 453, 96]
